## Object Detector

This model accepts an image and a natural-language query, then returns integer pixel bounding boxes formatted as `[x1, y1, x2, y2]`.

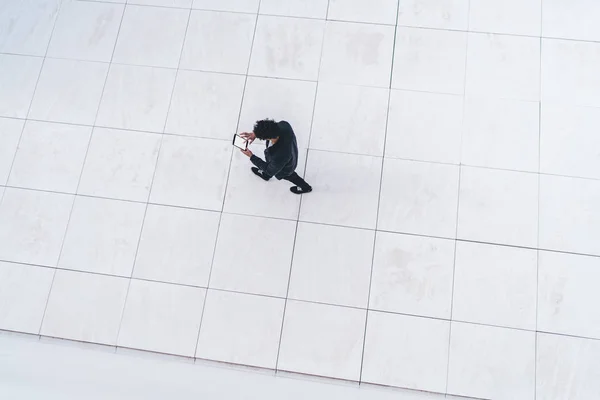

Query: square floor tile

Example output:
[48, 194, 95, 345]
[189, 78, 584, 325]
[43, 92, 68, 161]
[150, 136, 231, 210]
[320, 21, 394, 88]
[328, 0, 397, 25]
[458, 167, 538, 248]
[180, 10, 256, 74]
[9, 121, 91, 193]
[118, 280, 205, 356]
[300, 151, 381, 229]
[536, 333, 600, 400]
[462, 97, 539, 172]
[310, 83, 388, 156]
[386, 90, 463, 164]
[0, 118, 24, 185]
[541, 39, 600, 108]
[392, 27, 467, 95]
[97, 64, 176, 132]
[28, 58, 108, 125]
[259, 0, 328, 18]
[238, 77, 316, 149]
[47, 1, 124, 62]
[369, 232, 454, 319]
[0, 188, 72, 267]
[447, 322, 536, 400]
[78, 128, 161, 202]
[539, 175, 600, 256]
[210, 213, 296, 297]
[469, 0, 541, 36]
[128, 0, 192, 7]
[0, 54, 42, 118]
[538, 251, 600, 339]
[540, 104, 600, 180]
[192, 0, 259, 13]
[289, 223, 374, 308]
[278, 301, 366, 381]
[223, 149, 305, 220]
[453, 242, 537, 330]
[113, 5, 188, 68]
[0, 0, 60, 56]
[196, 290, 284, 368]
[41, 270, 128, 345]
[0, 262, 54, 334]
[397, 0, 469, 30]
[249, 15, 324, 81]
[378, 159, 459, 238]
[362, 312, 449, 392]
[466, 33, 540, 102]
[165, 70, 245, 139]
[59, 196, 146, 277]
[134, 205, 220, 287]
[542, 0, 600, 42]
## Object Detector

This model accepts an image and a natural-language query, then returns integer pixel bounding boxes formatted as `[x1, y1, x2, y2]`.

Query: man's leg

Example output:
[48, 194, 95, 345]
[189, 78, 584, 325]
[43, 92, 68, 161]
[283, 172, 312, 194]
[251, 167, 270, 181]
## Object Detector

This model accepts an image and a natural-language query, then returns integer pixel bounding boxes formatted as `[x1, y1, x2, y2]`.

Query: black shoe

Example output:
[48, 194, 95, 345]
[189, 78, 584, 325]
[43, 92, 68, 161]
[290, 186, 312, 195]
[251, 167, 270, 181]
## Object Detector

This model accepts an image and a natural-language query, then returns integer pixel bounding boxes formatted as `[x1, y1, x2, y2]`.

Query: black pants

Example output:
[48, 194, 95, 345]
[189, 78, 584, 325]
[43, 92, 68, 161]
[283, 172, 311, 190]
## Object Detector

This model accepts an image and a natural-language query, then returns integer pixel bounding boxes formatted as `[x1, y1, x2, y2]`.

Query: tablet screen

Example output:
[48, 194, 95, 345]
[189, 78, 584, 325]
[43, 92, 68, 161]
[233, 134, 248, 150]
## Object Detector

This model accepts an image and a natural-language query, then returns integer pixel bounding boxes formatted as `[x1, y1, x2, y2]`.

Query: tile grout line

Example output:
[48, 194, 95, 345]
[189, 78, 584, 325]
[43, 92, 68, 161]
[6, 253, 600, 339]
[37, 1, 127, 339]
[114, 5, 193, 347]
[274, 0, 329, 372]
[0, 327, 483, 400]
[112, 302, 600, 343]
[4, 251, 598, 338]
[193, 0, 263, 360]
[446, 170, 462, 394]
[30, 0, 66, 337]
[4, 147, 600, 199]
[214, 0, 263, 219]
[534, 4, 544, 396]
[11, 50, 600, 111]
[358, 0, 401, 385]
[7, 111, 600, 182]
[67, 0, 600, 45]
[4, 182, 600, 259]
[445, 1, 472, 391]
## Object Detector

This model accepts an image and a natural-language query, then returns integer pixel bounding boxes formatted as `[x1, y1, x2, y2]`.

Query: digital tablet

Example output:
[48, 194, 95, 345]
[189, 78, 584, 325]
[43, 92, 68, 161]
[232, 134, 248, 150]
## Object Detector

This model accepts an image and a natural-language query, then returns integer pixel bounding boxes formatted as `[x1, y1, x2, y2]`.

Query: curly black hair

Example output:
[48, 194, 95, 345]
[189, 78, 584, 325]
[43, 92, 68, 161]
[253, 119, 280, 140]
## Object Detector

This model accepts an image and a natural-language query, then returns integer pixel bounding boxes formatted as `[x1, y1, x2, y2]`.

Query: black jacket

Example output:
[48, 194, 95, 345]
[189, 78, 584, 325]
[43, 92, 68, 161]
[250, 121, 299, 180]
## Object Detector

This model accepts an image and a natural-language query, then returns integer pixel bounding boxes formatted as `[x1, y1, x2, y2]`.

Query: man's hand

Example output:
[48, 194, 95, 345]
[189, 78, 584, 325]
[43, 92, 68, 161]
[240, 132, 256, 144]
[241, 149, 253, 158]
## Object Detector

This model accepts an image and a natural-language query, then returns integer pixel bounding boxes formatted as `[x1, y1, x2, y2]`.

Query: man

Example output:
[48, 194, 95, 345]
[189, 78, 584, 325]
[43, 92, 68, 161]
[240, 119, 312, 194]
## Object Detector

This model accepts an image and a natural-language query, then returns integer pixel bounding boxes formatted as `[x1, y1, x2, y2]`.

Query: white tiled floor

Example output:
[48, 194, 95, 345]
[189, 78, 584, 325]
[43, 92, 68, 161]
[134, 204, 220, 286]
[1, 1, 599, 399]
[180, 10, 256, 74]
[58, 196, 146, 276]
[28, 58, 109, 125]
[0, 54, 43, 118]
[196, 289, 284, 368]
[288, 222, 374, 308]
[8, 121, 91, 193]
[117, 279, 205, 356]
[447, 322, 536, 400]
[46, 1, 123, 62]
[362, 312, 450, 392]
[96, 64, 177, 132]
